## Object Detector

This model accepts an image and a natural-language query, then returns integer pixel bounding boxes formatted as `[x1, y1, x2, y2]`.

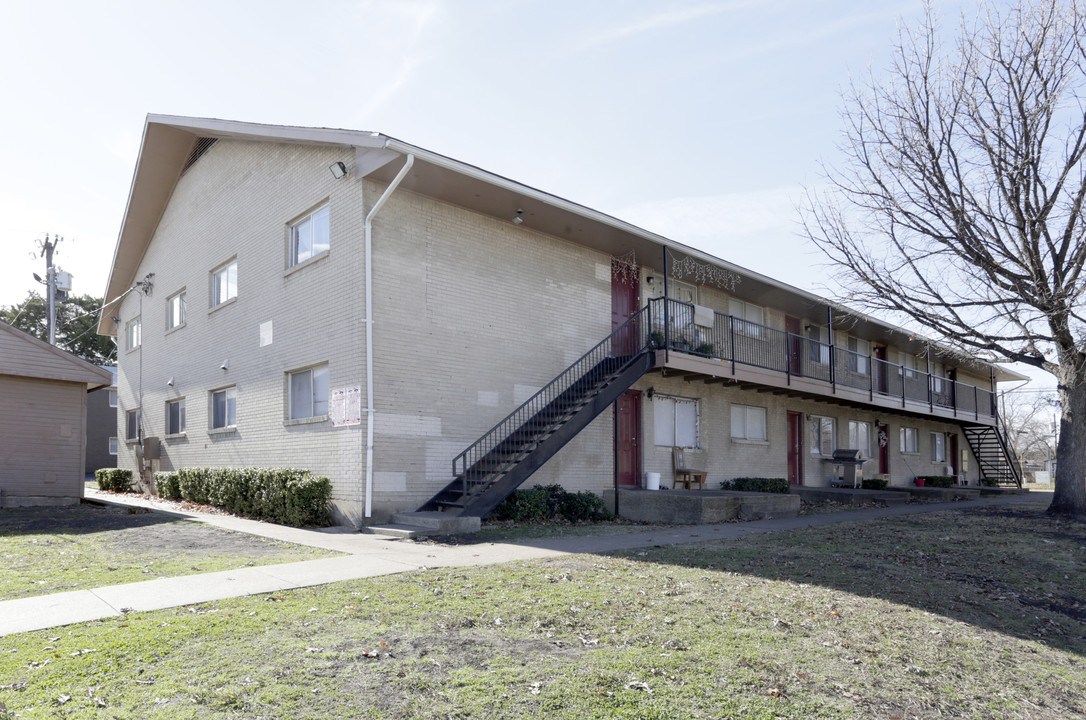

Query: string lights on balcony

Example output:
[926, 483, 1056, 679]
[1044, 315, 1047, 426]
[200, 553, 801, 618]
[668, 253, 742, 292]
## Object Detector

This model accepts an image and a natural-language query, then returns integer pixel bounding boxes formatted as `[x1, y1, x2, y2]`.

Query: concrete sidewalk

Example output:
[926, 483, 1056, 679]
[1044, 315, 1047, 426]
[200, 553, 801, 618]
[0, 489, 1042, 637]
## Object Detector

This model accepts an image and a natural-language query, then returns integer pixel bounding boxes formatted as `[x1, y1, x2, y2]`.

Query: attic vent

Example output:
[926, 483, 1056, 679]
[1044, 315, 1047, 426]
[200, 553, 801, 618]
[181, 137, 218, 174]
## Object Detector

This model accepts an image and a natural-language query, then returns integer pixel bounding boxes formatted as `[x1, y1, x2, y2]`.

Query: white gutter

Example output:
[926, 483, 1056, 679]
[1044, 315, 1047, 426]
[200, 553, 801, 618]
[362, 152, 414, 522]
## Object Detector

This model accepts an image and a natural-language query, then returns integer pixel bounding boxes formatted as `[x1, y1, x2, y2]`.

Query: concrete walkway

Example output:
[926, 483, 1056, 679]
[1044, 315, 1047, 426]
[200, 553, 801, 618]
[0, 489, 1042, 637]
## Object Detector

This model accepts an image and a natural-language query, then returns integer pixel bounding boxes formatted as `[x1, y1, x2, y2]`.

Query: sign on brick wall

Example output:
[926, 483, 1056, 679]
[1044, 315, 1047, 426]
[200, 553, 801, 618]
[330, 385, 362, 427]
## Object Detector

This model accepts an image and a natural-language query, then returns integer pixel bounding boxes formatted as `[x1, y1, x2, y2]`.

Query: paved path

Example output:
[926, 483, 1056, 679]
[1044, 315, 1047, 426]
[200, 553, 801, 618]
[0, 490, 1041, 636]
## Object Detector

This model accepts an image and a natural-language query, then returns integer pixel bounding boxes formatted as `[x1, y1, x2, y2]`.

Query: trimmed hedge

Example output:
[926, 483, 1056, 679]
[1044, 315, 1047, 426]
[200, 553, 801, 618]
[95, 468, 133, 492]
[720, 477, 790, 494]
[151, 468, 332, 527]
[154, 471, 182, 500]
[917, 475, 955, 488]
[861, 477, 889, 490]
[492, 484, 612, 523]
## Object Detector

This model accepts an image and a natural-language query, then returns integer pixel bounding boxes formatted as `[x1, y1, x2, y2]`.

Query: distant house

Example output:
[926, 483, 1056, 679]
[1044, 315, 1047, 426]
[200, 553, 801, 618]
[85, 366, 118, 475]
[0, 321, 114, 507]
[98, 115, 1024, 527]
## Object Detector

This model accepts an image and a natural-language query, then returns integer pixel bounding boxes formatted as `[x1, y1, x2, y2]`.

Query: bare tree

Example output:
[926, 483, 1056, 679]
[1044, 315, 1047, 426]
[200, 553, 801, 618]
[802, 0, 1086, 517]
[1001, 390, 1059, 475]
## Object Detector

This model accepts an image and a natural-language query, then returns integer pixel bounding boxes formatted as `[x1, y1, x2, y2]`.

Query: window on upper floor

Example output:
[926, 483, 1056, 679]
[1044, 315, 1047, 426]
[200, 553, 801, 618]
[108, 389, 118, 407]
[166, 398, 186, 436]
[847, 336, 870, 374]
[290, 205, 330, 267]
[848, 420, 872, 458]
[166, 290, 186, 330]
[809, 415, 835, 456]
[108, 437, 118, 455]
[898, 351, 918, 378]
[806, 324, 830, 364]
[125, 408, 141, 441]
[729, 299, 765, 338]
[900, 426, 919, 454]
[211, 259, 238, 308]
[125, 317, 141, 351]
[730, 403, 767, 442]
[653, 395, 699, 448]
[289, 365, 330, 420]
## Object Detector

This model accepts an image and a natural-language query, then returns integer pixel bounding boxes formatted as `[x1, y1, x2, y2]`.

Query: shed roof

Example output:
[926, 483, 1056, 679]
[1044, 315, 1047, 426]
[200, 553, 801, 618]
[0, 321, 115, 389]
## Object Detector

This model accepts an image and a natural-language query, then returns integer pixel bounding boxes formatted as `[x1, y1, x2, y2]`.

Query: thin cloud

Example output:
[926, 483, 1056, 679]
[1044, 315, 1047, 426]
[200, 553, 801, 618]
[579, 2, 757, 50]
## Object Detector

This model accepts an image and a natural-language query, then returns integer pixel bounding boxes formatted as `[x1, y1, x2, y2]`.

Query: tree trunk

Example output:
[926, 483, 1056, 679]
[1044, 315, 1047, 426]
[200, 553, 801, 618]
[1048, 366, 1086, 519]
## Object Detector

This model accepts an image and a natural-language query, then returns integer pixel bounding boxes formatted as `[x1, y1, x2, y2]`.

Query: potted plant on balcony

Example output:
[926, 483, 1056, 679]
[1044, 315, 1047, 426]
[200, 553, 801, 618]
[693, 342, 714, 357]
[648, 331, 665, 349]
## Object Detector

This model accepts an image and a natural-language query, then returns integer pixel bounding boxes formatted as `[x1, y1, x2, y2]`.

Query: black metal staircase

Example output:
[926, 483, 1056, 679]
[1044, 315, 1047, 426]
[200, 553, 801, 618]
[962, 421, 1022, 487]
[417, 306, 655, 519]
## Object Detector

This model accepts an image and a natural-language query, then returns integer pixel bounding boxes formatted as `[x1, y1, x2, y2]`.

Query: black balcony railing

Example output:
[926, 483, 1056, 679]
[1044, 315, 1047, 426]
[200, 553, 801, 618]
[648, 297, 995, 419]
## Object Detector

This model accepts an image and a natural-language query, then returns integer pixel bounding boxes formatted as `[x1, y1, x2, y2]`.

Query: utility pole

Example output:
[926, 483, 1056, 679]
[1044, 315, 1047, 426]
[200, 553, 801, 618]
[35, 234, 63, 345]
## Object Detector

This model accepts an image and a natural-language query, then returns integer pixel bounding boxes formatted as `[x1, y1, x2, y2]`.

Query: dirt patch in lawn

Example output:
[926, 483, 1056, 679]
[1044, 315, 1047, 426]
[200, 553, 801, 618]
[0, 503, 340, 601]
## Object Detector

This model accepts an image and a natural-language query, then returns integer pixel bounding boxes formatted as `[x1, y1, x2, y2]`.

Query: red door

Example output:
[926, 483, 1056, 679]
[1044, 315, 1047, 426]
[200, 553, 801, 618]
[787, 411, 803, 485]
[611, 259, 640, 355]
[615, 390, 642, 486]
[786, 316, 802, 376]
[877, 422, 889, 475]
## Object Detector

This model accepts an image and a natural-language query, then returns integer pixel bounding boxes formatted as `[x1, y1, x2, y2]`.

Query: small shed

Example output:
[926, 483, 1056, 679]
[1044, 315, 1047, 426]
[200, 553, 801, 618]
[0, 320, 114, 507]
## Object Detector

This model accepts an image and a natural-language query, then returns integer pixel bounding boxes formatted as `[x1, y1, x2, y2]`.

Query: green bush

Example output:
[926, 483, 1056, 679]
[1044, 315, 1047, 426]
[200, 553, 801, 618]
[95, 468, 133, 492]
[169, 467, 331, 527]
[861, 477, 889, 490]
[492, 484, 611, 523]
[917, 475, 955, 488]
[721, 477, 790, 494]
[979, 476, 1000, 487]
[153, 471, 181, 500]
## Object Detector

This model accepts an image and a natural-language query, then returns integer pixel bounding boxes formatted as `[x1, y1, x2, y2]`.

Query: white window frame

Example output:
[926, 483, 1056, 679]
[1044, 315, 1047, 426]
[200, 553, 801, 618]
[290, 204, 331, 267]
[806, 324, 830, 364]
[848, 420, 872, 459]
[211, 259, 238, 308]
[125, 317, 141, 351]
[108, 389, 118, 407]
[729, 299, 765, 338]
[108, 437, 118, 455]
[125, 408, 141, 441]
[847, 336, 870, 375]
[930, 432, 946, 463]
[900, 426, 919, 454]
[166, 398, 186, 436]
[166, 289, 186, 330]
[288, 365, 330, 420]
[730, 403, 767, 442]
[898, 351, 918, 378]
[211, 387, 237, 430]
[809, 415, 835, 456]
[653, 395, 700, 449]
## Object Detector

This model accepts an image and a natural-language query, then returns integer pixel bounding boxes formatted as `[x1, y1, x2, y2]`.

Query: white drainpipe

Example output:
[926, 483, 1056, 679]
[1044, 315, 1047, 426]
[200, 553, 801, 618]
[362, 152, 414, 522]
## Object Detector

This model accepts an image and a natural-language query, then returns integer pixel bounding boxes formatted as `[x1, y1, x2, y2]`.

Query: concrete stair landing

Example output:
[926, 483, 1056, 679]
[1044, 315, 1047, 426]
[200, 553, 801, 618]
[365, 511, 482, 539]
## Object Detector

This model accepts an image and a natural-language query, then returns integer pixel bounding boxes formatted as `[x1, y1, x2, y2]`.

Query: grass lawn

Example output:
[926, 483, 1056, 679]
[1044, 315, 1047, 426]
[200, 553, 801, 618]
[1, 499, 1083, 719]
[0, 503, 341, 601]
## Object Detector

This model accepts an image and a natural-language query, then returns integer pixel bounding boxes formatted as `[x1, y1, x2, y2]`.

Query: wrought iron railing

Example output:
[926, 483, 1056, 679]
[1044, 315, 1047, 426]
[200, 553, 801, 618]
[648, 297, 995, 419]
[450, 305, 652, 492]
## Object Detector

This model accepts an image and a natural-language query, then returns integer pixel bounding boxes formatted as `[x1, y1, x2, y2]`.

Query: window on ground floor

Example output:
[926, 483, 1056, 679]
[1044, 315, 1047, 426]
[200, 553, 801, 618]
[848, 420, 872, 458]
[166, 398, 186, 435]
[930, 432, 946, 463]
[108, 437, 118, 455]
[125, 409, 141, 441]
[211, 387, 237, 429]
[653, 395, 699, 448]
[900, 426, 919, 454]
[809, 415, 835, 456]
[730, 403, 767, 442]
[289, 364, 330, 419]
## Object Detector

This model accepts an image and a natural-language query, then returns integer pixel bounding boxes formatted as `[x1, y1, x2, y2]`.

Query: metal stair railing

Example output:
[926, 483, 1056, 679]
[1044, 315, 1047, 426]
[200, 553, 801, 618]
[450, 305, 652, 499]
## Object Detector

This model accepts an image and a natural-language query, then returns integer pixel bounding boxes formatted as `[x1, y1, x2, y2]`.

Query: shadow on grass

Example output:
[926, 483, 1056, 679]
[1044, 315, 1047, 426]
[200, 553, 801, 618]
[592, 502, 1086, 657]
[0, 502, 183, 537]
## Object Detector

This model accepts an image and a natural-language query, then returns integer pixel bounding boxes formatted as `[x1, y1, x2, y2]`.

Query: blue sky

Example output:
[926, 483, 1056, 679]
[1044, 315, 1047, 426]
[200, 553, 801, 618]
[6, 0, 1049, 387]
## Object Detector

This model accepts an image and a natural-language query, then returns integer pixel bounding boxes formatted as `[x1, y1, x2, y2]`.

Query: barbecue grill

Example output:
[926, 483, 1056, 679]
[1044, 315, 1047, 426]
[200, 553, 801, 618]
[823, 449, 869, 488]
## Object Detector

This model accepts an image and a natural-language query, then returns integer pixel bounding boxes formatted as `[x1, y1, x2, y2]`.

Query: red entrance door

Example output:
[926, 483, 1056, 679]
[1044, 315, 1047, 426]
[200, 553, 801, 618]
[787, 411, 803, 485]
[877, 422, 889, 475]
[611, 259, 640, 355]
[615, 390, 642, 486]
[786, 316, 802, 376]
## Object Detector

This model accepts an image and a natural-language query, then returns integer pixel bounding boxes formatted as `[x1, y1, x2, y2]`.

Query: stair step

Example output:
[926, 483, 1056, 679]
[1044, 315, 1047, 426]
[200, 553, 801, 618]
[392, 511, 481, 535]
[364, 523, 435, 539]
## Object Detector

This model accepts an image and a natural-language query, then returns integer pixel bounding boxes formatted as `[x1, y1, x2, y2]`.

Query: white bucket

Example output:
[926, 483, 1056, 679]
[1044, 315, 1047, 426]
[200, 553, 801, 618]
[645, 472, 661, 491]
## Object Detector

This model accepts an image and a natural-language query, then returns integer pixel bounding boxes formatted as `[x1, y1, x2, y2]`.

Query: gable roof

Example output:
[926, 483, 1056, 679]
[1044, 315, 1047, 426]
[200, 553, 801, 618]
[0, 321, 115, 388]
[100, 114, 1028, 383]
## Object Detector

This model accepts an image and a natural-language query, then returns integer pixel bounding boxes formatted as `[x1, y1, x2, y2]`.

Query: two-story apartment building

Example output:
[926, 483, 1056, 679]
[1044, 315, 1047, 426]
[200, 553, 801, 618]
[99, 115, 1023, 526]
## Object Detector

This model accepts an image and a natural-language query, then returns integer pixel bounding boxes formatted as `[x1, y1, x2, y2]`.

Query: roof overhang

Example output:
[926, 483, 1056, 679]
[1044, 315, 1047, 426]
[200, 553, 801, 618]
[99, 114, 1019, 381]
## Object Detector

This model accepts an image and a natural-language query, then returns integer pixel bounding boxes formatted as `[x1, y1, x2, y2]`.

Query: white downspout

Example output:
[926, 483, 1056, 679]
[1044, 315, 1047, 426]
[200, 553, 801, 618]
[362, 153, 414, 522]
